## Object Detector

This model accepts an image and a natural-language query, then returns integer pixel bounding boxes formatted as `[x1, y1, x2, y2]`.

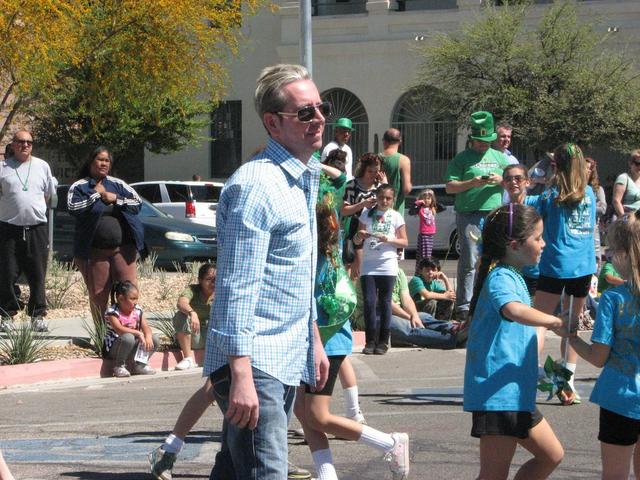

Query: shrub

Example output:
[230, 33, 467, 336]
[46, 257, 79, 309]
[0, 319, 52, 365]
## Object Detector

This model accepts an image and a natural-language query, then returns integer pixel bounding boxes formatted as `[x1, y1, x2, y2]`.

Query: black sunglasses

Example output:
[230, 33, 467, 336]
[276, 101, 332, 122]
[504, 175, 525, 183]
[13, 139, 33, 146]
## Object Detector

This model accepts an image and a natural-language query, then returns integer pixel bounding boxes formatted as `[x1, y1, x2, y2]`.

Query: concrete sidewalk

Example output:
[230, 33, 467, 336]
[0, 313, 366, 388]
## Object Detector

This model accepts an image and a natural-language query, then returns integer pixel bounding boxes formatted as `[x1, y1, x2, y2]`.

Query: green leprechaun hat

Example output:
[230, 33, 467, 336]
[469, 111, 497, 142]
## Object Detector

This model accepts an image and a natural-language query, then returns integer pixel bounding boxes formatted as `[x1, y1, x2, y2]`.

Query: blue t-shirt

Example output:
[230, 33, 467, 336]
[463, 266, 537, 412]
[589, 284, 640, 419]
[316, 255, 353, 357]
[537, 186, 596, 279]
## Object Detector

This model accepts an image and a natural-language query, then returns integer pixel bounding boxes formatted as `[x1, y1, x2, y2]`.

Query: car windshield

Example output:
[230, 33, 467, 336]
[140, 200, 169, 217]
[191, 185, 222, 202]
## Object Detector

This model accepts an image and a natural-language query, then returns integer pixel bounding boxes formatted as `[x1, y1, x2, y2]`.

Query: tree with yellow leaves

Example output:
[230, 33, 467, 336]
[0, 0, 268, 169]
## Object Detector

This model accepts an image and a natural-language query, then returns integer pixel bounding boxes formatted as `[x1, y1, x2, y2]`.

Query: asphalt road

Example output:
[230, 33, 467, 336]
[2, 332, 605, 480]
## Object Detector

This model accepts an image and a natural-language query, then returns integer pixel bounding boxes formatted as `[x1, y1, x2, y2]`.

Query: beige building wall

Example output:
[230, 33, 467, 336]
[144, 0, 640, 182]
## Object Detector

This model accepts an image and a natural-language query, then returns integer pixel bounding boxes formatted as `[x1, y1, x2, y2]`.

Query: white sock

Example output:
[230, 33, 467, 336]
[312, 448, 339, 480]
[163, 433, 184, 454]
[359, 425, 394, 452]
[565, 362, 577, 389]
[343, 386, 360, 417]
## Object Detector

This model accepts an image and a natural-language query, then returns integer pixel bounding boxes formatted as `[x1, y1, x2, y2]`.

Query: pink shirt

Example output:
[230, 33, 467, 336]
[419, 206, 436, 235]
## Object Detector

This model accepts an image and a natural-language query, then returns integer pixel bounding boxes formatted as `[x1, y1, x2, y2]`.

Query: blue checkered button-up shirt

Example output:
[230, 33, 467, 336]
[204, 138, 320, 386]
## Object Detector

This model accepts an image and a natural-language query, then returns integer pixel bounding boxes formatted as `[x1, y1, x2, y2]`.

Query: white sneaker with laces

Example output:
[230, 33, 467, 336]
[346, 409, 366, 424]
[384, 432, 409, 480]
[133, 364, 156, 375]
[175, 357, 197, 370]
[113, 366, 131, 378]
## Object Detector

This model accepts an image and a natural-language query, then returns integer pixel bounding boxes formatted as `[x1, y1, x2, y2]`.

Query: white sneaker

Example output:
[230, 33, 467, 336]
[133, 363, 156, 375]
[113, 366, 131, 378]
[31, 317, 49, 332]
[346, 409, 367, 424]
[175, 357, 197, 370]
[385, 432, 409, 480]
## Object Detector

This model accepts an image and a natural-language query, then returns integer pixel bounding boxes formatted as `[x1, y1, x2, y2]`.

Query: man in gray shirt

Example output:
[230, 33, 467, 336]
[0, 130, 55, 332]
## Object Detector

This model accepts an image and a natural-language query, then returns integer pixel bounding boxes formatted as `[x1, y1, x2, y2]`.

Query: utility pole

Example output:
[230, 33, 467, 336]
[300, 0, 312, 76]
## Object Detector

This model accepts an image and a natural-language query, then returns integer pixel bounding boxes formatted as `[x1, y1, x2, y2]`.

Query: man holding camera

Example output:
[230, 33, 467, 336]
[444, 112, 510, 323]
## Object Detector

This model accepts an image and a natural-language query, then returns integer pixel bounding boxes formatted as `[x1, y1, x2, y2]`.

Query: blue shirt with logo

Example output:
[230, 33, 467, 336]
[537, 186, 596, 279]
[464, 266, 538, 412]
[590, 284, 640, 419]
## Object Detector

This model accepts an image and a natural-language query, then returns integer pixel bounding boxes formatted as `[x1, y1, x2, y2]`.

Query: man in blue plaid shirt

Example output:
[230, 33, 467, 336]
[204, 64, 330, 479]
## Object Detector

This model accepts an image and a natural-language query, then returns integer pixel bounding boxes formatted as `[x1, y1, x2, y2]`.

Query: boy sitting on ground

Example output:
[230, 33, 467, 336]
[408, 257, 456, 321]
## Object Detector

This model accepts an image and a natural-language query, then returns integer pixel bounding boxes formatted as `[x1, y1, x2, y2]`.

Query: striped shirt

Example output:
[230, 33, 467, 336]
[204, 138, 320, 387]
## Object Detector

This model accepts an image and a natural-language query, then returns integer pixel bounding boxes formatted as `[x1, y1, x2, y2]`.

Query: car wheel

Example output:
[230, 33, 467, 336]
[450, 230, 461, 258]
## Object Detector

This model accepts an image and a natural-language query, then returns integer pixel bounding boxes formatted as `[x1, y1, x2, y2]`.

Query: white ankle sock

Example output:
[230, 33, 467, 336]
[312, 448, 338, 480]
[343, 386, 360, 417]
[565, 362, 577, 389]
[163, 433, 184, 454]
[359, 425, 394, 452]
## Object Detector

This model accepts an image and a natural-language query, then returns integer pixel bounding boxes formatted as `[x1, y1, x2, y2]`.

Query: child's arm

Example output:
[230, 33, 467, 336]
[502, 302, 563, 332]
[139, 313, 155, 351]
[569, 334, 611, 368]
[107, 313, 143, 339]
[604, 274, 625, 287]
[438, 272, 454, 293]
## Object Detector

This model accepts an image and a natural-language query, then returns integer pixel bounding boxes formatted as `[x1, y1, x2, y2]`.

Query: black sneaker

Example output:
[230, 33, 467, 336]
[374, 344, 389, 355]
[362, 341, 375, 355]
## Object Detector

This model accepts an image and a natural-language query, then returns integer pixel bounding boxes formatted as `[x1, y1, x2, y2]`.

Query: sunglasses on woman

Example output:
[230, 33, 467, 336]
[276, 101, 332, 122]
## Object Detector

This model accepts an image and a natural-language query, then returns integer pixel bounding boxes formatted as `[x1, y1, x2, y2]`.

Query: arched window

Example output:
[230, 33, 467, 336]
[391, 87, 457, 184]
[321, 88, 369, 162]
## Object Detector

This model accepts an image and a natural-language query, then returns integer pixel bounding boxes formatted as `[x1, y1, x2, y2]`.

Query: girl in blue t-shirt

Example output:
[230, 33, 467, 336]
[464, 203, 566, 479]
[568, 217, 640, 480]
[534, 143, 597, 405]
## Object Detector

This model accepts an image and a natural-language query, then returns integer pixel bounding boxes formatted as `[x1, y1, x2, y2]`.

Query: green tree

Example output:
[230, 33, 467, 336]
[0, 0, 267, 165]
[414, 0, 640, 154]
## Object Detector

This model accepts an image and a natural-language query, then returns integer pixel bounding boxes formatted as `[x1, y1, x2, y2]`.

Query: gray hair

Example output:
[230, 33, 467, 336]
[496, 123, 513, 132]
[254, 64, 310, 118]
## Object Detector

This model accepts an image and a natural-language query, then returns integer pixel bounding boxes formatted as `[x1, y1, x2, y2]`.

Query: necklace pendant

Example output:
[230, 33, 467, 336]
[22, 186, 28, 191]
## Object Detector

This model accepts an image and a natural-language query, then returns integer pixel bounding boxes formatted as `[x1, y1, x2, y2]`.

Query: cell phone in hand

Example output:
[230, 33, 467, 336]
[481, 175, 490, 180]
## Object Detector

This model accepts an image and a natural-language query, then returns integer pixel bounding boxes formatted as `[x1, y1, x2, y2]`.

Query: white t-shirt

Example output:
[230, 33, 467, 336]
[358, 208, 405, 276]
[321, 141, 353, 180]
[0, 156, 54, 225]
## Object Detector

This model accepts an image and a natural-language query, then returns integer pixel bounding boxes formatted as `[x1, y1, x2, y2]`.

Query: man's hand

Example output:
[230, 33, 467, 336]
[444, 290, 456, 301]
[189, 312, 201, 334]
[410, 315, 423, 329]
[227, 367, 259, 430]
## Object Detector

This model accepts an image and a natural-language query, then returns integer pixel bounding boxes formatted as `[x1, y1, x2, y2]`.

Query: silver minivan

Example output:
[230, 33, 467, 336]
[131, 181, 223, 227]
[404, 184, 459, 256]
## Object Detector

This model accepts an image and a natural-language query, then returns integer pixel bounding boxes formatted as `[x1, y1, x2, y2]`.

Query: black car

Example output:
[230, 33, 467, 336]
[52, 186, 217, 268]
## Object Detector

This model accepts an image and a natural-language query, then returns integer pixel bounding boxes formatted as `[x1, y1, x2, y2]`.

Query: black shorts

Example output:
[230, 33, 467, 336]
[471, 409, 544, 439]
[304, 355, 345, 396]
[523, 275, 538, 297]
[536, 274, 592, 297]
[599, 408, 640, 446]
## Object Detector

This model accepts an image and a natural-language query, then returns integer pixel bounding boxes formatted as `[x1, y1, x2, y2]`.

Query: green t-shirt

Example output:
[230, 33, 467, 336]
[172, 284, 213, 349]
[380, 152, 405, 213]
[444, 147, 510, 212]
[408, 274, 445, 299]
[598, 262, 621, 293]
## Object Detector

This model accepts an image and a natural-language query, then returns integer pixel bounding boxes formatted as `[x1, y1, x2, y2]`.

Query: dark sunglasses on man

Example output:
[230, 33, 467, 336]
[276, 101, 332, 123]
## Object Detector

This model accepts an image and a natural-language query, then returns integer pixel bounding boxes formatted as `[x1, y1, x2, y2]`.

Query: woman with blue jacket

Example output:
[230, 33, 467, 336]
[67, 146, 144, 322]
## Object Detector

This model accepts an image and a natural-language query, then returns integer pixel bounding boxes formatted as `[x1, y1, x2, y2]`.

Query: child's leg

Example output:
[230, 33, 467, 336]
[176, 332, 194, 361]
[361, 276, 379, 345]
[478, 436, 518, 480]
[515, 418, 564, 480]
[533, 291, 561, 359]
[338, 358, 364, 421]
[375, 275, 396, 347]
[425, 234, 433, 258]
[110, 332, 137, 366]
[601, 442, 635, 480]
[632, 442, 640, 480]
[0, 448, 15, 480]
[171, 378, 215, 441]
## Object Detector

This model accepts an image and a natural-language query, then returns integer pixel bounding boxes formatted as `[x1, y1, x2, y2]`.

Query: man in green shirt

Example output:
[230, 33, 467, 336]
[444, 111, 510, 321]
[380, 128, 412, 213]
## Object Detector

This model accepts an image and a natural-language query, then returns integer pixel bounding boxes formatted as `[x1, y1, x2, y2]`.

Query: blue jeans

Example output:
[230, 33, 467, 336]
[389, 312, 457, 349]
[209, 365, 296, 480]
[455, 211, 487, 313]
